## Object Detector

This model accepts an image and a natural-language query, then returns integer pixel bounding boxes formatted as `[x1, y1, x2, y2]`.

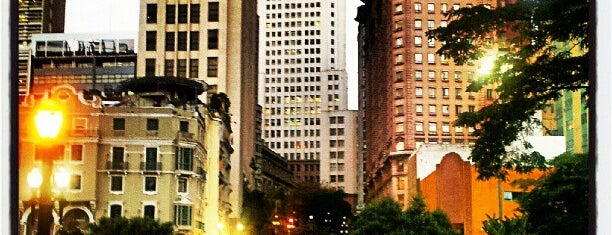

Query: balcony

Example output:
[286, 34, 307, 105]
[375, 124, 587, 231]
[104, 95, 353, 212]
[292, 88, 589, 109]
[106, 161, 128, 171]
[140, 162, 162, 171]
[176, 131, 195, 141]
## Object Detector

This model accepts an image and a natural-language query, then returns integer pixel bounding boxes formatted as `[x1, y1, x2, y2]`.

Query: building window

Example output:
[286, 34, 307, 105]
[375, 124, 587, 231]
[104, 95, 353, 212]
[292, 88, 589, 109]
[180, 121, 189, 132]
[69, 174, 82, 190]
[441, 3, 448, 13]
[110, 204, 122, 218]
[395, 54, 403, 64]
[178, 177, 188, 193]
[443, 105, 450, 115]
[396, 123, 404, 133]
[190, 4, 200, 23]
[145, 59, 155, 76]
[147, 119, 159, 131]
[165, 32, 175, 51]
[414, 36, 422, 46]
[428, 3, 435, 13]
[455, 88, 462, 98]
[395, 37, 403, 47]
[190, 31, 199, 51]
[415, 87, 423, 97]
[110, 176, 123, 192]
[429, 105, 436, 115]
[415, 53, 422, 64]
[165, 59, 174, 76]
[429, 122, 437, 133]
[396, 88, 404, 99]
[166, 4, 176, 24]
[441, 71, 449, 81]
[416, 104, 423, 114]
[394, 20, 403, 31]
[111, 147, 125, 169]
[144, 205, 156, 219]
[415, 19, 422, 29]
[443, 88, 449, 98]
[71, 145, 83, 161]
[456, 105, 462, 115]
[208, 29, 218, 49]
[416, 122, 423, 132]
[178, 4, 188, 23]
[146, 31, 156, 51]
[144, 176, 157, 193]
[207, 57, 218, 77]
[455, 125, 464, 134]
[453, 3, 460, 11]
[395, 71, 404, 81]
[396, 105, 404, 116]
[454, 71, 462, 81]
[208, 2, 219, 22]
[487, 89, 493, 99]
[177, 147, 194, 171]
[177, 59, 187, 77]
[428, 70, 436, 81]
[429, 87, 436, 98]
[414, 3, 422, 13]
[428, 37, 435, 47]
[178, 32, 187, 51]
[415, 70, 422, 80]
[427, 53, 435, 64]
[174, 205, 192, 226]
[145, 148, 158, 170]
[146, 4, 157, 23]
[395, 4, 403, 14]
[468, 105, 475, 112]
[442, 122, 450, 134]
[189, 59, 198, 78]
[398, 176, 406, 190]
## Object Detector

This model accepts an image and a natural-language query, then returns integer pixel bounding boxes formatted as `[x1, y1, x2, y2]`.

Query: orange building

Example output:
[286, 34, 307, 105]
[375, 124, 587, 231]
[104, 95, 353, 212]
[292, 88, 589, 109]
[398, 144, 565, 235]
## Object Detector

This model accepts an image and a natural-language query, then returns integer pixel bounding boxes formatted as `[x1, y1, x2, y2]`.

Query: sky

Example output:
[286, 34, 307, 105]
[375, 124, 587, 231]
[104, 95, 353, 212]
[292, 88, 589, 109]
[64, 0, 363, 110]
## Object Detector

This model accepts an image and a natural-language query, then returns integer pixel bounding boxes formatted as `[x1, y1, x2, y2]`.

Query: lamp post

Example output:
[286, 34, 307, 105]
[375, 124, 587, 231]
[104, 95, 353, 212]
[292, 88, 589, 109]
[33, 99, 65, 235]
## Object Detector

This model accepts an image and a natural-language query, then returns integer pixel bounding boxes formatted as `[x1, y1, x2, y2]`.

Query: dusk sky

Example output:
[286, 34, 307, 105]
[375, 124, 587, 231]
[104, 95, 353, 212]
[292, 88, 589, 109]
[64, 0, 363, 110]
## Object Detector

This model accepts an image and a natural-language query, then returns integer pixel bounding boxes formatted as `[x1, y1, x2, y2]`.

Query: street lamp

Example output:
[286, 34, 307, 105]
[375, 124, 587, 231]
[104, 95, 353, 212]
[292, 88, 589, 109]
[32, 99, 66, 235]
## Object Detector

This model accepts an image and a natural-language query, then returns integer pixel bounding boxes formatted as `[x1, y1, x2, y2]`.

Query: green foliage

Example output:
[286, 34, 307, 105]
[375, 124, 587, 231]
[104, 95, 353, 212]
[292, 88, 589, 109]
[287, 182, 353, 234]
[351, 196, 458, 235]
[427, 0, 590, 180]
[241, 189, 274, 234]
[518, 152, 588, 234]
[87, 217, 174, 235]
[482, 214, 528, 235]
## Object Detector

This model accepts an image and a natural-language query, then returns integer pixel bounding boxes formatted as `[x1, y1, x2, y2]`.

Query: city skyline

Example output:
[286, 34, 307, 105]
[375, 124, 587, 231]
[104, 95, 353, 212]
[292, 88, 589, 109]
[63, 0, 362, 110]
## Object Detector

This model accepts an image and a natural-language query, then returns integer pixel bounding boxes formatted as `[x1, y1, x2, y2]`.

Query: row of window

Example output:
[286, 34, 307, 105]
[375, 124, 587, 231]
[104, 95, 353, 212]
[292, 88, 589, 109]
[395, 2, 485, 15]
[265, 2, 323, 10]
[144, 57, 217, 78]
[396, 53, 449, 65]
[265, 11, 325, 19]
[403, 121, 475, 134]
[108, 174, 191, 195]
[108, 203, 192, 226]
[412, 87, 474, 99]
[109, 146, 196, 171]
[145, 30, 218, 52]
[265, 29, 322, 38]
[146, 3, 218, 24]
[284, 152, 321, 161]
[394, 19, 447, 32]
[265, 129, 321, 138]
[329, 175, 345, 183]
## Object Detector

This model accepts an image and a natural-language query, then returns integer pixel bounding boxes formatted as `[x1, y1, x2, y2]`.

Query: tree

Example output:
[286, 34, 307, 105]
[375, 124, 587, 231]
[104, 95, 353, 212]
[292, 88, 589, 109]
[427, 0, 590, 180]
[87, 217, 174, 235]
[517, 152, 588, 234]
[287, 182, 353, 234]
[482, 214, 528, 235]
[350, 196, 458, 235]
[241, 189, 274, 234]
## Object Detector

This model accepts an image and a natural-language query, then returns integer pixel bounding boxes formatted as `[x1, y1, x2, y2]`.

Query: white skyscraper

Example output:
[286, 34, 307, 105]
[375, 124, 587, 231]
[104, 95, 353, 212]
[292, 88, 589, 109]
[257, 0, 360, 204]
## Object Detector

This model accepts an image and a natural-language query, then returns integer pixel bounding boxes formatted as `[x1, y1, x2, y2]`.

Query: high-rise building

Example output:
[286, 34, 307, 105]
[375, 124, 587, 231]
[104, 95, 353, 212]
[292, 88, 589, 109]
[257, 0, 361, 204]
[357, 0, 499, 202]
[18, 0, 67, 97]
[136, 0, 258, 222]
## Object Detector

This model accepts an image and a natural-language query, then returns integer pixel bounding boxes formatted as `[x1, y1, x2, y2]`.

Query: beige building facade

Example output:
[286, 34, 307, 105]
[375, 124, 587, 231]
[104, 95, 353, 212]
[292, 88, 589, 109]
[136, 0, 259, 219]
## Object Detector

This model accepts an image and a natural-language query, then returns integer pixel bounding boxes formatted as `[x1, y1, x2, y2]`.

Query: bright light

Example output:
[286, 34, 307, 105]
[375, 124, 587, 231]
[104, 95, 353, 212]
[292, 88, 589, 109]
[216, 222, 224, 230]
[35, 101, 63, 139]
[54, 167, 70, 189]
[288, 218, 294, 223]
[27, 168, 43, 189]
[477, 55, 496, 75]
[236, 222, 245, 231]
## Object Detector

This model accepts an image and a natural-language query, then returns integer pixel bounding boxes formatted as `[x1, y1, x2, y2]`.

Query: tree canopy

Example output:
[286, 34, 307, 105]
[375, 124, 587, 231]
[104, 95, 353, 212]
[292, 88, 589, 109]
[427, 0, 590, 180]
[350, 196, 458, 235]
[87, 217, 174, 235]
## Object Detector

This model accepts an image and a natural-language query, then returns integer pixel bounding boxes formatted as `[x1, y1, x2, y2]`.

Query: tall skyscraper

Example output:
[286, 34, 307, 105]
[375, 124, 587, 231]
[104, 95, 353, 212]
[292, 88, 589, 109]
[18, 0, 66, 97]
[358, 0, 499, 202]
[136, 0, 258, 223]
[257, 0, 361, 204]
